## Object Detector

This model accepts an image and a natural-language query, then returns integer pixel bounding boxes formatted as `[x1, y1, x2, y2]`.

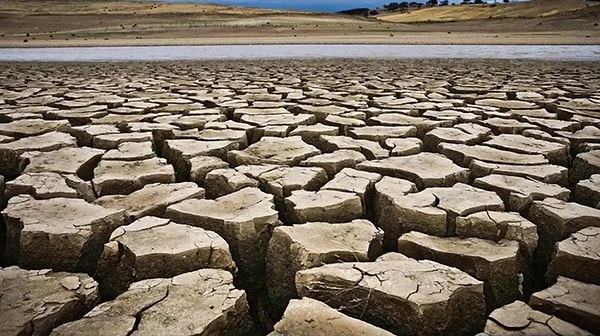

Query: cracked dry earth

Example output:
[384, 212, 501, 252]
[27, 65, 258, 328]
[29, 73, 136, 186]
[1, 59, 600, 336]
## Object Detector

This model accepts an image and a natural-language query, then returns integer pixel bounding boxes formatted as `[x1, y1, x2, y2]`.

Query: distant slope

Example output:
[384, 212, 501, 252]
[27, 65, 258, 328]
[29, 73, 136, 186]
[378, 0, 600, 22]
[0, 0, 371, 38]
[0, 0, 302, 16]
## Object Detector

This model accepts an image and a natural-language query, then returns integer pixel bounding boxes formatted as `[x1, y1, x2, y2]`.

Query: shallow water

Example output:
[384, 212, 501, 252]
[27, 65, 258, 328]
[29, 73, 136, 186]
[0, 44, 598, 62]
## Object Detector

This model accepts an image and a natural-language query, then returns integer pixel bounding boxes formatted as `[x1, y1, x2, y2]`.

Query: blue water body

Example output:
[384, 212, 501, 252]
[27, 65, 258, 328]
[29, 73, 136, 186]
[158, 0, 530, 12]
[160, 0, 382, 12]
[0, 44, 598, 62]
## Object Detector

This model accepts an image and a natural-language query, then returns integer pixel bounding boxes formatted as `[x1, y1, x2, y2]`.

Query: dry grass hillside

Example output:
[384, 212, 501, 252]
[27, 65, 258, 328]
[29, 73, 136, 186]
[0, 0, 296, 16]
[379, 0, 600, 22]
[0, 0, 371, 36]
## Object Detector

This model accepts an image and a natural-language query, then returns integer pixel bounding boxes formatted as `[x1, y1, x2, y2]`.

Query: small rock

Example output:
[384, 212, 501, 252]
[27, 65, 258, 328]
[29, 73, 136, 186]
[556, 126, 600, 151]
[166, 187, 278, 290]
[52, 99, 95, 109]
[0, 266, 99, 336]
[485, 300, 592, 336]
[51, 269, 254, 336]
[456, 211, 538, 258]
[102, 141, 155, 161]
[204, 168, 258, 198]
[546, 226, 600, 286]
[522, 129, 571, 146]
[284, 190, 362, 224]
[316, 135, 389, 160]
[570, 150, 600, 185]
[292, 104, 349, 120]
[369, 113, 452, 136]
[510, 108, 556, 119]
[484, 134, 569, 166]
[481, 117, 540, 134]
[0, 132, 77, 179]
[269, 297, 394, 336]
[559, 98, 600, 111]
[94, 182, 204, 220]
[189, 156, 229, 185]
[422, 109, 481, 123]
[2, 195, 127, 273]
[299, 149, 367, 178]
[68, 125, 120, 147]
[474, 174, 570, 212]
[241, 113, 315, 128]
[386, 137, 423, 156]
[176, 128, 248, 148]
[266, 220, 383, 317]
[573, 174, 600, 208]
[92, 132, 153, 150]
[321, 168, 381, 214]
[93, 158, 175, 196]
[228, 136, 320, 166]
[527, 198, 600, 278]
[470, 160, 568, 186]
[424, 123, 491, 151]
[95, 216, 234, 299]
[296, 255, 486, 336]
[398, 231, 523, 311]
[530, 276, 600, 334]
[21, 146, 105, 180]
[0, 119, 70, 138]
[289, 123, 339, 142]
[237, 165, 328, 199]
[373, 176, 418, 248]
[475, 99, 538, 111]
[5, 172, 95, 201]
[358, 152, 469, 190]
[348, 126, 417, 141]
[523, 116, 580, 133]
[232, 107, 290, 119]
[439, 143, 548, 167]
[47, 105, 109, 125]
[122, 101, 159, 110]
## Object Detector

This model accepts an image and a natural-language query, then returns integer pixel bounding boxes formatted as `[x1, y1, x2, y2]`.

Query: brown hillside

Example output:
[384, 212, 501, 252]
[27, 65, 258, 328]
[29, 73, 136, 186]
[378, 0, 600, 22]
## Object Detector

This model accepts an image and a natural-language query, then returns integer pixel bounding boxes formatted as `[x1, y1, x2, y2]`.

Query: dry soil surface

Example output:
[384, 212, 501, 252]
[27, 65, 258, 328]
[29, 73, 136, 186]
[0, 59, 600, 335]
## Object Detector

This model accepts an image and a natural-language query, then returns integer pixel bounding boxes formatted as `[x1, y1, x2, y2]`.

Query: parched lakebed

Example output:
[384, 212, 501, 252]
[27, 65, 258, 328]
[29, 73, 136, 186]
[1, 59, 600, 336]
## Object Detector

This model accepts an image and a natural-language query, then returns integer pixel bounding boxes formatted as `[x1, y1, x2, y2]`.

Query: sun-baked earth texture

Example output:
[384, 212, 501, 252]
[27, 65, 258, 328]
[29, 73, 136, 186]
[0, 59, 599, 336]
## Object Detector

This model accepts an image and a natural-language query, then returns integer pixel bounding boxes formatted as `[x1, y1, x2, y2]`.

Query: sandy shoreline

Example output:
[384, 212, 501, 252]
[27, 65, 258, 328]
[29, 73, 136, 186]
[1, 31, 599, 48]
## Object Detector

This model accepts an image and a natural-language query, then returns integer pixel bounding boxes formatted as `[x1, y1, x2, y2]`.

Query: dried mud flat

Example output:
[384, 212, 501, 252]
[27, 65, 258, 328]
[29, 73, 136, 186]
[0, 59, 600, 336]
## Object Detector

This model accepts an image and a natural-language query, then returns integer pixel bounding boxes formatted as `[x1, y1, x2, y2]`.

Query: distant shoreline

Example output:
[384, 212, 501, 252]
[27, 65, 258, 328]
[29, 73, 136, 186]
[2, 32, 599, 48]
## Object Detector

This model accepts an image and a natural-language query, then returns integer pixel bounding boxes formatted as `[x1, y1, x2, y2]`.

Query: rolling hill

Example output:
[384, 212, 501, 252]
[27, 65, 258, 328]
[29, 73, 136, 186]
[378, 0, 600, 22]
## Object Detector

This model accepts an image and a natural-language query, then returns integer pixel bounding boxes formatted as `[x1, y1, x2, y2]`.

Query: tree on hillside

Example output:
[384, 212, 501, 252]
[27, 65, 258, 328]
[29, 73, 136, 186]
[426, 0, 438, 6]
[384, 1, 409, 12]
[440, 0, 449, 6]
[383, 2, 400, 10]
[473, 0, 484, 4]
[503, 0, 510, 2]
